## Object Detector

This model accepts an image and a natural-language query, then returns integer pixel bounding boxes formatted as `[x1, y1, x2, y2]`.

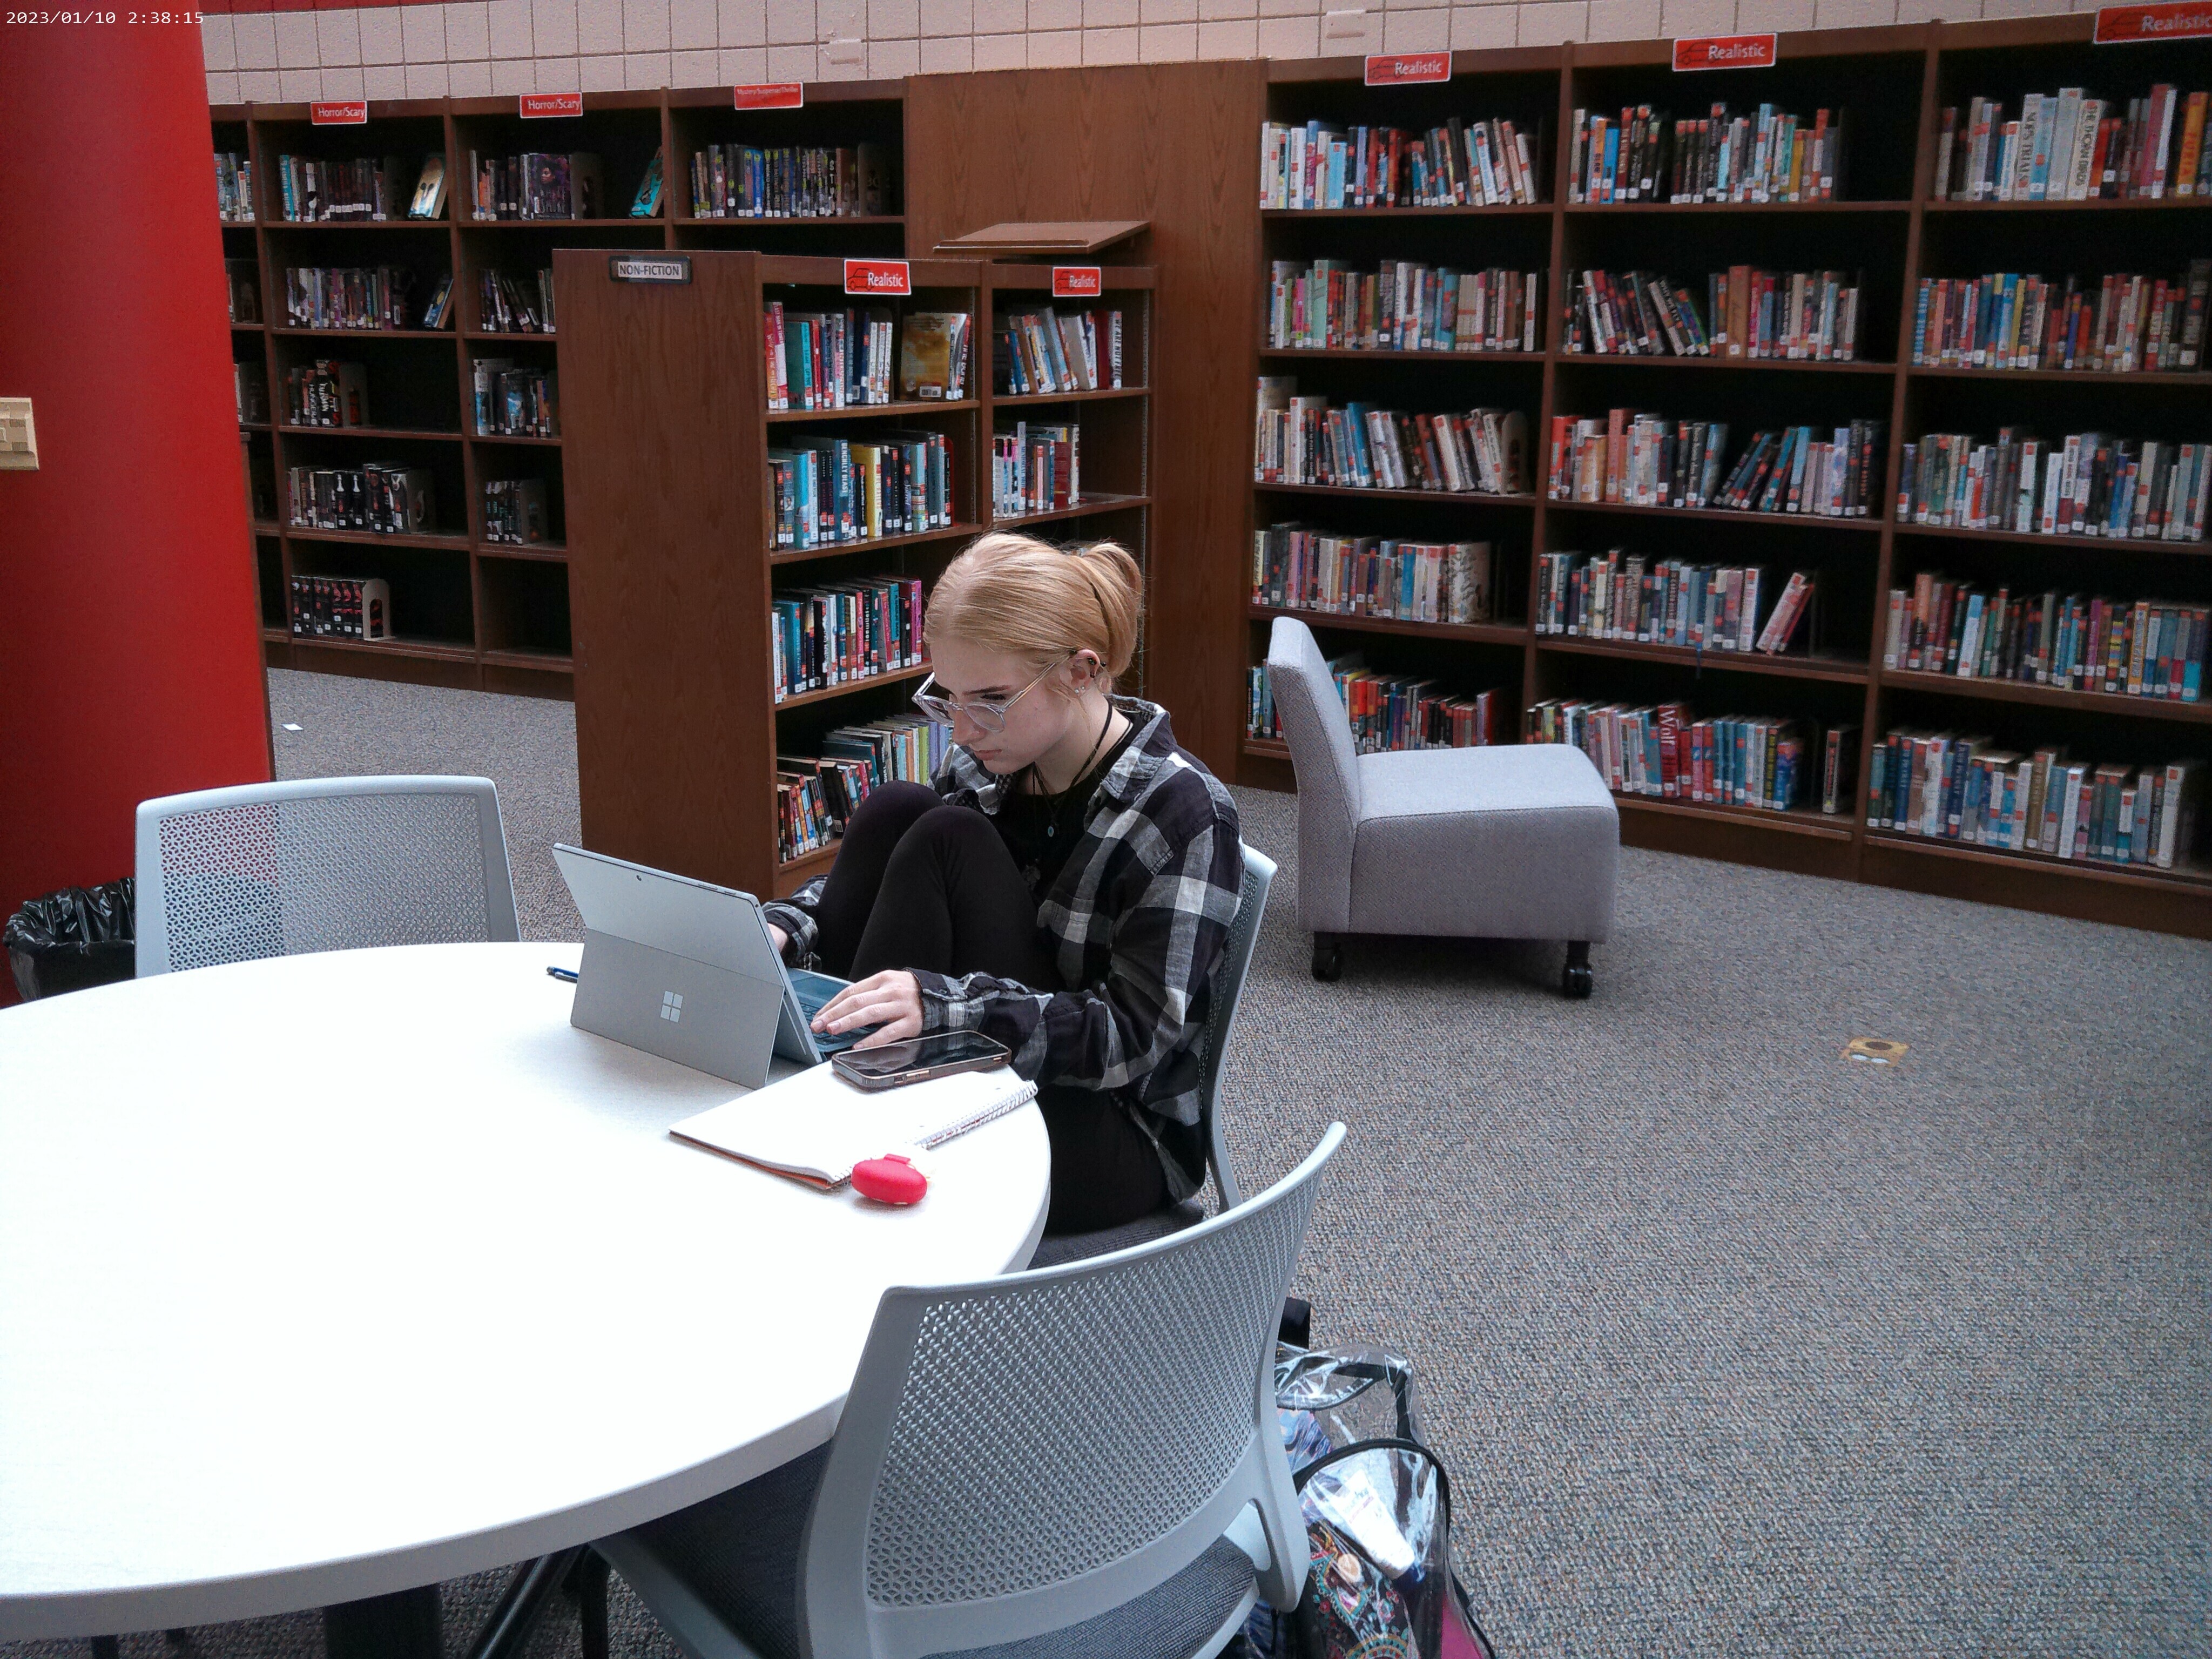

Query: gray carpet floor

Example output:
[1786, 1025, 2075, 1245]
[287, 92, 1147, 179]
[12, 667, 2207, 1658]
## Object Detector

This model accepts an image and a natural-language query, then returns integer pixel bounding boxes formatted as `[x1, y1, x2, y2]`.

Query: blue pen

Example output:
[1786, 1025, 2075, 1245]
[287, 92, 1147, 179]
[546, 966, 578, 983]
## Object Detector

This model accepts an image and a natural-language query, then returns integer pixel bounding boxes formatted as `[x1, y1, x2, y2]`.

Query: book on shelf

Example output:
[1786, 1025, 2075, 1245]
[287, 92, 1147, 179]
[775, 715, 952, 862]
[282, 360, 370, 428]
[1253, 381, 1527, 495]
[1884, 577, 2206, 700]
[767, 430, 953, 549]
[225, 259, 260, 325]
[214, 152, 254, 224]
[1267, 261, 1538, 354]
[287, 463, 436, 535]
[770, 577, 926, 702]
[479, 268, 556, 334]
[1933, 89, 2211, 203]
[897, 313, 971, 401]
[274, 153, 414, 222]
[1564, 266, 1862, 361]
[1260, 116, 1544, 209]
[283, 266, 421, 332]
[1910, 262, 2210, 373]
[1533, 553, 1816, 656]
[687, 141, 893, 219]
[764, 302, 896, 409]
[473, 360, 559, 438]
[1896, 429, 2209, 542]
[1252, 525, 1495, 625]
[482, 477, 551, 545]
[993, 420, 1078, 517]
[289, 575, 393, 643]
[1247, 656, 1506, 751]
[234, 360, 269, 426]
[1528, 700, 1823, 813]
[994, 306, 1123, 394]
[421, 272, 455, 330]
[409, 156, 447, 220]
[1547, 410, 1884, 518]
[469, 151, 604, 220]
[1569, 104, 1844, 205]
[631, 148, 665, 218]
[1868, 734, 2200, 871]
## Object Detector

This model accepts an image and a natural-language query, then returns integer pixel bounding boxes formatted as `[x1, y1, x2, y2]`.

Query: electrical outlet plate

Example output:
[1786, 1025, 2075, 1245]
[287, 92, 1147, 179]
[0, 398, 35, 470]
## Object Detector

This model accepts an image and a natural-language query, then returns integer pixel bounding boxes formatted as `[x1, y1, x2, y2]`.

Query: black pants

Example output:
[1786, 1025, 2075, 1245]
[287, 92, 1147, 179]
[812, 782, 1169, 1234]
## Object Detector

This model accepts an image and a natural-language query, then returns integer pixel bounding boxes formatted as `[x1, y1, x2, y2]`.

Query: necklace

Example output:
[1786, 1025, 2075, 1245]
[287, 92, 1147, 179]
[1026, 702, 1118, 841]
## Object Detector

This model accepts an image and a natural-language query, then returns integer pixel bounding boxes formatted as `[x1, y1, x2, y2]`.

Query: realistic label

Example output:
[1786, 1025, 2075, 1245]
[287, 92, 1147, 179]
[609, 254, 692, 284]
[1671, 32, 1778, 70]
[2095, 1, 2212, 40]
[1363, 52, 1450, 86]
[845, 258, 912, 296]
[520, 92, 584, 118]
[1051, 266, 1103, 299]
[311, 100, 369, 125]
[733, 82, 805, 109]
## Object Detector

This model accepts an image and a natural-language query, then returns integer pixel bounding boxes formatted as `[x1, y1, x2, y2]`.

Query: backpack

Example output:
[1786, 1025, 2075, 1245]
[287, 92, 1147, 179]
[1239, 1344, 1498, 1659]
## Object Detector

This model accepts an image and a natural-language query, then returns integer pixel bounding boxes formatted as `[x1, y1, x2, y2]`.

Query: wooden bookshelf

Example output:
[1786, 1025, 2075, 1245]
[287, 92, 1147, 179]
[557, 248, 1156, 899]
[1242, 20, 2212, 937]
[215, 83, 908, 699]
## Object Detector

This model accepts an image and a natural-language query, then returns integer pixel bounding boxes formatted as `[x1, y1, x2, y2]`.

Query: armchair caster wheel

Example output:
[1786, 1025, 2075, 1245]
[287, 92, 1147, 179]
[1311, 936, 1343, 982]
[1562, 941, 1593, 999]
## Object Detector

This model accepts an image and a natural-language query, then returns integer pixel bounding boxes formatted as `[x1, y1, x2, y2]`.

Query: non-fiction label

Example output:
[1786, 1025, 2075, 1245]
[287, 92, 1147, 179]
[520, 92, 584, 118]
[311, 100, 369, 125]
[1364, 52, 1450, 86]
[734, 82, 805, 109]
[609, 254, 692, 284]
[1051, 266, 1103, 299]
[845, 258, 912, 296]
[2095, 1, 2212, 41]
[1671, 32, 1778, 70]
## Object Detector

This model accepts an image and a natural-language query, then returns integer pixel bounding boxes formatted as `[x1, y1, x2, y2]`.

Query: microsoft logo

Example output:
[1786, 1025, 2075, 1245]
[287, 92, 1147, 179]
[660, 990, 684, 1023]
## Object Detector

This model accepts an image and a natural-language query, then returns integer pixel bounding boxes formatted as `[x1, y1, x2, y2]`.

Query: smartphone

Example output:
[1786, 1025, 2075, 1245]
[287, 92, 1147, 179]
[831, 1031, 1012, 1091]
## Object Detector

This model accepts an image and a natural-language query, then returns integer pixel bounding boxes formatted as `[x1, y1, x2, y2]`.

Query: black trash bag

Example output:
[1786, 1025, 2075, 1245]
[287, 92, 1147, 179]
[5, 878, 137, 1001]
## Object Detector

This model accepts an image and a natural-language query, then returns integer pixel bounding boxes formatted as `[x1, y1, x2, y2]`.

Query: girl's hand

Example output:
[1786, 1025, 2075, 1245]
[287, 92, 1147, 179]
[766, 922, 789, 957]
[816, 970, 923, 1047]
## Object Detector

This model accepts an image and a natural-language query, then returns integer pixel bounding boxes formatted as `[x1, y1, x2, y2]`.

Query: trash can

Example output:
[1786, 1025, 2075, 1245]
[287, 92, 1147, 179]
[4, 879, 136, 1001]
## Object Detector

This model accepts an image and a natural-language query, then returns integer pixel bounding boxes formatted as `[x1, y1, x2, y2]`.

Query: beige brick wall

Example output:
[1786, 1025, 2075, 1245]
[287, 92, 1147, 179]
[203, 0, 2089, 107]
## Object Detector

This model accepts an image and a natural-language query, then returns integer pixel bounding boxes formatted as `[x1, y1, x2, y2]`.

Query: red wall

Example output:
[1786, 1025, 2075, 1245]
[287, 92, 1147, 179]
[0, 24, 272, 995]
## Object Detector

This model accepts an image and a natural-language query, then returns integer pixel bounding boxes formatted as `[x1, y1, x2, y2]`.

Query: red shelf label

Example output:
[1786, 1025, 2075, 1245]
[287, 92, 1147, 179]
[520, 92, 584, 118]
[734, 82, 805, 109]
[1052, 266, 1103, 298]
[1364, 52, 1450, 86]
[311, 100, 369, 125]
[1671, 32, 1777, 70]
[845, 259, 912, 296]
[2095, 1, 2212, 40]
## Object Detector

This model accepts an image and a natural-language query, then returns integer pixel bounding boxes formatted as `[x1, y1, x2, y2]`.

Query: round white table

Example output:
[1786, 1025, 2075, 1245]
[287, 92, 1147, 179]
[0, 942, 1051, 1644]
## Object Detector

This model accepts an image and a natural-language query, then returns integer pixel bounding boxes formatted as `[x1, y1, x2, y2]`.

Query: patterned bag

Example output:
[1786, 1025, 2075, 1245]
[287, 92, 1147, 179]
[1242, 1345, 1496, 1659]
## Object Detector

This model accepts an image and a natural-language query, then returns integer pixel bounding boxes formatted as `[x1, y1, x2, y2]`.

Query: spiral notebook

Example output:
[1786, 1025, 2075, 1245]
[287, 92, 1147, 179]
[668, 1061, 1037, 1189]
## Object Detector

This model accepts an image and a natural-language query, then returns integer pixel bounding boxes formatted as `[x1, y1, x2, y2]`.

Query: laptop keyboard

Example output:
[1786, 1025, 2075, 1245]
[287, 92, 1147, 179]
[790, 970, 872, 1053]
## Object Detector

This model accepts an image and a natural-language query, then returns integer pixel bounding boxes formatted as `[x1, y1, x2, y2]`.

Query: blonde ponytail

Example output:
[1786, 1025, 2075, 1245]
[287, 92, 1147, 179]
[926, 532, 1143, 689]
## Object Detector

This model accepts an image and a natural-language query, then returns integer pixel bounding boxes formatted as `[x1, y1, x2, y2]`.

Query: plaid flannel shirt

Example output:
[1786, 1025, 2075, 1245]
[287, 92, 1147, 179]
[762, 697, 1242, 1201]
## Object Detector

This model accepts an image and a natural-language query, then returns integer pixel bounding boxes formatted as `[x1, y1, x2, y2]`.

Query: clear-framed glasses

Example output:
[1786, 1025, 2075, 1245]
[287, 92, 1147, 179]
[912, 653, 1074, 734]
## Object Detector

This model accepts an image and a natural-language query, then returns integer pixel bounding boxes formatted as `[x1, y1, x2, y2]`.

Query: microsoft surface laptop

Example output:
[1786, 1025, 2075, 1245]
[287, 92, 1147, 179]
[552, 845, 862, 1088]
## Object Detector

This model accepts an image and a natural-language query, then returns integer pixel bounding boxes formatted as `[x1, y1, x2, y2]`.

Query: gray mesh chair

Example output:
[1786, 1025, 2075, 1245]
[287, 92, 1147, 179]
[134, 776, 520, 976]
[1266, 615, 1617, 996]
[1027, 842, 1276, 1269]
[585, 1123, 1345, 1659]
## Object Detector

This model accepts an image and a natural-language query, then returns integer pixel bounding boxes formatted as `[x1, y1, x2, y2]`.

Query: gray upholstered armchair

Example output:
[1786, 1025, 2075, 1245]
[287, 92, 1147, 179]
[1265, 616, 1620, 995]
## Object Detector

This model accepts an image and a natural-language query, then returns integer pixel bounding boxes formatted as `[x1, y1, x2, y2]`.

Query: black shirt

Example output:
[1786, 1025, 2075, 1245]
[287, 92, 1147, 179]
[994, 719, 1139, 898]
